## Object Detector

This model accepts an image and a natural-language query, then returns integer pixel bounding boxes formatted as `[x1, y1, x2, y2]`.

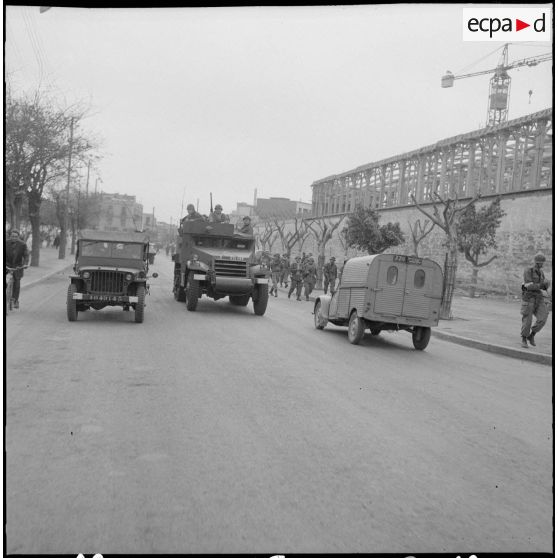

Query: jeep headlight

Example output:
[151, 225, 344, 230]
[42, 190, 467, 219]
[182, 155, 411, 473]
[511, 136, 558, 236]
[82, 271, 91, 279]
[125, 273, 133, 281]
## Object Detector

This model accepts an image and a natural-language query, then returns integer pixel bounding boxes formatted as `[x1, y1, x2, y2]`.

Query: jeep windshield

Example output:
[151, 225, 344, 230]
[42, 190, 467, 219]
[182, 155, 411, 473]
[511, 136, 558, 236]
[80, 241, 144, 259]
[193, 236, 254, 250]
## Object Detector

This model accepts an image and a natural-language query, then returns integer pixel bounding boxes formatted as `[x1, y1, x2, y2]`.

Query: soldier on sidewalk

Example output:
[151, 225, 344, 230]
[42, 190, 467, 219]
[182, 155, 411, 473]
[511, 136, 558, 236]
[520, 252, 550, 348]
[269, 253, 282, 297]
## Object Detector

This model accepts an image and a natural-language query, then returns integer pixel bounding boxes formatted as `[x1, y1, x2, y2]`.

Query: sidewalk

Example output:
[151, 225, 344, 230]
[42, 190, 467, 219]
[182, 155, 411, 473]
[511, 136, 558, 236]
[15, 249, 553, 365]
[19, 246, 74, 291]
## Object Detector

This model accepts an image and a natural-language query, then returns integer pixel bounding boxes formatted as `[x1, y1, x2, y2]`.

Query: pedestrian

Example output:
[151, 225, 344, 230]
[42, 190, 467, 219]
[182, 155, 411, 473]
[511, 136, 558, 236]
[5, 229, 30, 309]
[53, 233, 60, 249]
[269, 253, 282, 297]
[208, 204, 230, 223]
[288, 256, 304, 301]
[323, 256, 338, 294]
[302, 256, 318, 301]
[237, 216, 254, 235]
[520, 252, 550, 348]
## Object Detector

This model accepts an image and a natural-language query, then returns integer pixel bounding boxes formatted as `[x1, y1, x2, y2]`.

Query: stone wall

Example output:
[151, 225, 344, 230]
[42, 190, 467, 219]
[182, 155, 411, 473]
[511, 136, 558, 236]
[255, 190, 553, 297]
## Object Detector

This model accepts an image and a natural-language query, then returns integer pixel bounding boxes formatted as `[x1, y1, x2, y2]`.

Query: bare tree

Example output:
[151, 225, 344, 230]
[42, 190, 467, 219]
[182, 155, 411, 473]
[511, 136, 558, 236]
[5, 89, 97, 266]
[271, 215, 310, 258]
[306, 216, 343, 287]
[411, 191, 480, 319]
[408, 218, 435, 257]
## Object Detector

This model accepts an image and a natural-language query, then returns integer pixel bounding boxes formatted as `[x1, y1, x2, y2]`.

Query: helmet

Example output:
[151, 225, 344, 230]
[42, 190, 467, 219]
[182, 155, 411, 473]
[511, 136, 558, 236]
[243, 216, 251, 221]
[186, 204, 195, 210]
[534, 253, 546, 263]
[215, 204, 222, 210]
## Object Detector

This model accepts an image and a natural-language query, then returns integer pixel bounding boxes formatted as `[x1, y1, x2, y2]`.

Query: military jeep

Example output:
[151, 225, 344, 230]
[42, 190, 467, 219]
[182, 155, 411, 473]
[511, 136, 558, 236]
[67, 230, 158, 323]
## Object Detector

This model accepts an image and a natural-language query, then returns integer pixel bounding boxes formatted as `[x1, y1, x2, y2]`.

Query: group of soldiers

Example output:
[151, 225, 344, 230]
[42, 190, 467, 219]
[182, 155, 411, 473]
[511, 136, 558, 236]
[267, 252, 338, 301]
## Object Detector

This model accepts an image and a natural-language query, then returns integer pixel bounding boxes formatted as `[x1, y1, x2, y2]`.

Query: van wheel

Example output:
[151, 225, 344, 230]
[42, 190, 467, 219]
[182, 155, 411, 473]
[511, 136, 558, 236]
[412, 326, 431, 350]
[186, 272, 199, 311]
[135, 285, 145, 323]
[348, 311, 365, 345]
[314, 300, 326, 330]
[67, 284, 78, 322]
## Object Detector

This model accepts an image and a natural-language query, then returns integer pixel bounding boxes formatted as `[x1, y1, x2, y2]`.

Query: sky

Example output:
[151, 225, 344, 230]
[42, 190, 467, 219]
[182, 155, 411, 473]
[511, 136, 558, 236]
[5, 4, 553, 224]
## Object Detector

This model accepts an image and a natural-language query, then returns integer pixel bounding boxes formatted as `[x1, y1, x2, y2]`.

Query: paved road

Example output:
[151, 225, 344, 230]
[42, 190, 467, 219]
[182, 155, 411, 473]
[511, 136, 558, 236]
[5, 257, 553, 554]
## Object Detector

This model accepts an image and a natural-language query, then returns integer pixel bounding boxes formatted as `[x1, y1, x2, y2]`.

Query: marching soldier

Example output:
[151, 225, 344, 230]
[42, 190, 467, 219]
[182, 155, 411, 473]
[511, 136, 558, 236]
[288, 256, 304, 301]
[323, 256, 338, 294]
[302, 256, 318, 301]
[269, 253, 282, 297]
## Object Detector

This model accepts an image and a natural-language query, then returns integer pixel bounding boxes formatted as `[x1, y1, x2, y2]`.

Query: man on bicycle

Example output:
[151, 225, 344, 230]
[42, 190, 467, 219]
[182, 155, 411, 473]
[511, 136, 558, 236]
[5, 229, 29, 309]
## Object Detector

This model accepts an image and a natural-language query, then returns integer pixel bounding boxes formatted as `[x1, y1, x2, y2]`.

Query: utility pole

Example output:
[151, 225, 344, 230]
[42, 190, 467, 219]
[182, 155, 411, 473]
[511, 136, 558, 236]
[59, 117, 74, 259]
[85, 159, 90, 198]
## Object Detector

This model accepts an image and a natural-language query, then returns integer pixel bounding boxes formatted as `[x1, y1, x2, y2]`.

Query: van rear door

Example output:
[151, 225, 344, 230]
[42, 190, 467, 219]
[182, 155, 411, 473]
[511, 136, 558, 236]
[373, 258, 406, 316]
[401, 262, 434, 319]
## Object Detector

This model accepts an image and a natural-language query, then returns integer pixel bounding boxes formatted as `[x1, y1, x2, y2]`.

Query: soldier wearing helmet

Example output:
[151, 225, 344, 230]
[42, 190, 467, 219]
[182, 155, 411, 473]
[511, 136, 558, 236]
[520, 252, 550, 348]
[209, 204, 230, 223]
[323, 256, 338, 295]
[182, 203, 204, 223]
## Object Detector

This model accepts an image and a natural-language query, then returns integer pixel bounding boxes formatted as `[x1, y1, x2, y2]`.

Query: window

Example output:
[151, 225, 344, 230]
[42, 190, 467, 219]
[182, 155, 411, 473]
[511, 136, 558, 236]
[387, 266, 398, 285]
[414, 269, 425, 288]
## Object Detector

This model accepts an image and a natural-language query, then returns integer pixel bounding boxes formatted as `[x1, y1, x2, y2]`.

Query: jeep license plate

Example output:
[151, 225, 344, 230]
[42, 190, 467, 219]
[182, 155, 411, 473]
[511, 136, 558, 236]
[88, 294, 127, 302]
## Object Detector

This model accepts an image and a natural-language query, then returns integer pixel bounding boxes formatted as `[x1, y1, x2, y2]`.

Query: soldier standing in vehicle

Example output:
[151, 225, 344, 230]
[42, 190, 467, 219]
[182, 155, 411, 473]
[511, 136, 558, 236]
[323, 256, 338, 294]
[520, 252, 550, 348]
[302, 256, 318, 301]
[208, 204, 230, 223]
[182, 204, 204, 223]
[269, 253, 282, 297]
[288, 256, 304, 301]
[237, 216, 254, 235]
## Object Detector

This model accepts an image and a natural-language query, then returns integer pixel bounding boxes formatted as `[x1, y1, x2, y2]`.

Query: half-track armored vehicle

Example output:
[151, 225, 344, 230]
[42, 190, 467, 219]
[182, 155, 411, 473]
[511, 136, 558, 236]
[173, 219, 270, 315]
[67, 229, 158, 323]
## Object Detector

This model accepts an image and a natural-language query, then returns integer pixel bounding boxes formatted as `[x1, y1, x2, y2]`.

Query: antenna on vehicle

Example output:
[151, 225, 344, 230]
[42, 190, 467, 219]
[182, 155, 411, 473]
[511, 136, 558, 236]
[180, 186, 186, 217]
[210, 192, 213, 214]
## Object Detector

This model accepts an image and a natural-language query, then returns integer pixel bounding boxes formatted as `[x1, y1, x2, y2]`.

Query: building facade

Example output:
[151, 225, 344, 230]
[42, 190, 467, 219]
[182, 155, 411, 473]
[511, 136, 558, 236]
[94, 193, 143, 232]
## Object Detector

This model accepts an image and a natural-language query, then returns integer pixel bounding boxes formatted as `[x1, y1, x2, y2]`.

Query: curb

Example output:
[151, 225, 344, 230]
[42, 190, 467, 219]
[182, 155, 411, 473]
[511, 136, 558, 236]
[431, 329, 552, 366]
[278, 287, 552, 365]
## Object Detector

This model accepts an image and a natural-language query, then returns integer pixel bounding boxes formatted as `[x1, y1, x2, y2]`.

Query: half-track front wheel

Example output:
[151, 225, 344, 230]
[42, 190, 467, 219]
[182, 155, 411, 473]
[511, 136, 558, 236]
[135, 285, 145, 323]
[252, 283, 269, 316]
[186, 272, 200, 311]
[67, 284, 78, 322]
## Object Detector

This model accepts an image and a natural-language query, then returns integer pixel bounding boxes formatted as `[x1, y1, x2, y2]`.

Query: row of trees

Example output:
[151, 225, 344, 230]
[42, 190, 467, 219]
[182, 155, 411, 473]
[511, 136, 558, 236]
[5, 86, 100, 265]
[255, 194, 505, 318]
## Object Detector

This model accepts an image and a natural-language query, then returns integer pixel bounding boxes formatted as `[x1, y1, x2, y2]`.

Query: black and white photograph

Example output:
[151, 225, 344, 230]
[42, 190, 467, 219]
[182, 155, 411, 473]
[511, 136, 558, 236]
[4, 4, 553, 555]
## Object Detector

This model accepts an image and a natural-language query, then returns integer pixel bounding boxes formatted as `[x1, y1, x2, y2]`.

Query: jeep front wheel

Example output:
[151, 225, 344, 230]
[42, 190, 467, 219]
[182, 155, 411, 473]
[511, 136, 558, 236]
[135, 285, 145, 323]
[186, 272, 200, 311]
[67, 284, 78, 322]
[252, 283, 269, 316]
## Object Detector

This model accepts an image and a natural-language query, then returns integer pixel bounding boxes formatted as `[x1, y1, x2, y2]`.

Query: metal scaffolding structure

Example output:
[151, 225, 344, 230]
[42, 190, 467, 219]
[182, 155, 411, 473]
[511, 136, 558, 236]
[311, 108, 553, 217]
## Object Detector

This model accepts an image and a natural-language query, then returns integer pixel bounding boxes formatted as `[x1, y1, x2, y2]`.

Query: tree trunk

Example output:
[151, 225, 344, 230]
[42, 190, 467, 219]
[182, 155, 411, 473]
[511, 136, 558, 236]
[28, 207, 42, 268]
[58, 222, 68, 259]
[440, 241, 458, 319]
[469, 267, 479, 298]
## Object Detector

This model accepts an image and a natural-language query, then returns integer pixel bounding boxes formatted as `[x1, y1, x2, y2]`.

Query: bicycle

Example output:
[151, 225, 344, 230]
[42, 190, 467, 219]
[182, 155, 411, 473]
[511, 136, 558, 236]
[5, 265, 28, 314]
